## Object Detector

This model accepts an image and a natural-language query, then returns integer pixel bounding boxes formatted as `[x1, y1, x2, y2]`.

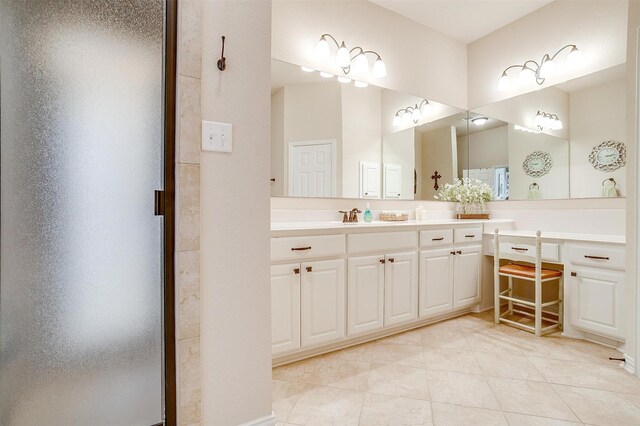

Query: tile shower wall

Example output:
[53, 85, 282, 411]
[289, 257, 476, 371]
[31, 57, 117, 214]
[176, 0, 202, 425]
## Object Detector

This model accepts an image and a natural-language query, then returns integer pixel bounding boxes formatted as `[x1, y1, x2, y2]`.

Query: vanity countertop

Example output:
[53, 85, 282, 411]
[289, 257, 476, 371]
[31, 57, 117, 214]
[271, 218, 514, 237]
[484, 229, 626, 245]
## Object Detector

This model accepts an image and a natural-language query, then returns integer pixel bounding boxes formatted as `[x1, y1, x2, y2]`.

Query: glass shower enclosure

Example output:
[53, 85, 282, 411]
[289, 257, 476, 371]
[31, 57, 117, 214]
[0, 0, 170, 424]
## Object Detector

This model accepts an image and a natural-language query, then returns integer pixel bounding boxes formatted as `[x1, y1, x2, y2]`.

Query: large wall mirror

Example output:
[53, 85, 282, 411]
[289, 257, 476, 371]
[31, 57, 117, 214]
[271, 59, 627, 201]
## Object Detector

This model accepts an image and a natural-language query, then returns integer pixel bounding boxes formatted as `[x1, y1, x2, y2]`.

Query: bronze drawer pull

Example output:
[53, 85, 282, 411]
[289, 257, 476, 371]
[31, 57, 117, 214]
[291, 246, 312, 251]
[465, 234, 475, 238]
[432, 237, 444, 241]
[456, 250, 462, 255]
[388, 258, 395, 263]
[379, 259, 385, 264]
[306, 266, 312, 272]
[585, 255, 610, 260]
[293, 268, 300, 274]
[571, 272, 577, 277]
[511, 247, 528, 252]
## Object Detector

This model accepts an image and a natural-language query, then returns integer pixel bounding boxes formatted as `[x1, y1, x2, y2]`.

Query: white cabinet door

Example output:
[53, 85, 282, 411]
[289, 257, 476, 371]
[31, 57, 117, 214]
[384, 251, 417, 326]
[271, 263, 301, 355]
[569, 266, 625, 340]
[453, 245, 481, 309]
[383, 163, 402, 199]
[301, 258, 345, 347]
[348, 255, 385, 336]
[419, 248, 454, 318]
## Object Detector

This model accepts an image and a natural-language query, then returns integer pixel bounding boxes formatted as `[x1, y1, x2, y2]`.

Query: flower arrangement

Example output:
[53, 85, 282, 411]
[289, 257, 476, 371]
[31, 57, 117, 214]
[434, 178, 493, 214]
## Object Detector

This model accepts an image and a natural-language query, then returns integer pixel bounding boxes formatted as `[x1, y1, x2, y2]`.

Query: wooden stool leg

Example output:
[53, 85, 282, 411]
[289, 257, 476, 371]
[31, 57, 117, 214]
[494, 253, 500, 325]
[508, 276, 513, 315]
[558, 276, 564, 328]
[535, 275, 542, 337]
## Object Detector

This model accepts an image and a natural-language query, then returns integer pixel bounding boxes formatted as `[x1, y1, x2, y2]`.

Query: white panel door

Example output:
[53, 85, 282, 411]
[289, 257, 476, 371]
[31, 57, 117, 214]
[289, 141, 335, 197]
[384, 251, 418, 326]
[453, 245, 482, 309]
[347, 255, 385, 336]
[270, 263, 301, 355]
[383, 163, 402, 199]
[419, 248, 454, 318]
[360, 161, 380, 198]
[569, 266, 625, 340]
[301, 258, 345, 347]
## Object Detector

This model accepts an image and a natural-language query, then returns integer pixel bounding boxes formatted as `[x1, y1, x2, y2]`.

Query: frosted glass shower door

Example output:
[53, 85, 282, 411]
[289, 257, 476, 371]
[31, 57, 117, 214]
[0, 1, 166, 425]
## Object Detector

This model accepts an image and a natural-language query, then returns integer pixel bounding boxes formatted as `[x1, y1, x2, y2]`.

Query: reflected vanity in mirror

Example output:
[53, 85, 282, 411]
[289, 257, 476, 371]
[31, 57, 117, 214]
[270, 59, 467, 200]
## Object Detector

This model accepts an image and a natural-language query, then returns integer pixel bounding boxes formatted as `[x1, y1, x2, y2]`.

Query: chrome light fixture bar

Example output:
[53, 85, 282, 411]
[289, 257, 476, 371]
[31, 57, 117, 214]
[393, 99, 432, 127]
[498, 44, 583, 91]
[315, 33, 387, 78]
[534, 110, 563, 130]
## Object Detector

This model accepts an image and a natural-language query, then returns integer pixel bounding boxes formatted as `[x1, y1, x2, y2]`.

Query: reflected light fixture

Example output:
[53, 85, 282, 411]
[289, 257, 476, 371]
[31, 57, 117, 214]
[315, 34, 387, 78]
[534, 110, 563, 130]
[393, 99, 433, 127]
[498, 44, 582, 91]
[514, 124, 540, 133]
[300, 66, 315, 72]
[319, 71, 334, 79]
[337, 76, 352, 84]
[354, 81, 369, 88]
[471, 117, 488, 126]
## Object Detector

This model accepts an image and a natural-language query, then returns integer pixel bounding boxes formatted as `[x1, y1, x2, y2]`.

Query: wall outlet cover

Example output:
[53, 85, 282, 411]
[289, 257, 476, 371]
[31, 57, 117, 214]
[202, 120, 232, 153]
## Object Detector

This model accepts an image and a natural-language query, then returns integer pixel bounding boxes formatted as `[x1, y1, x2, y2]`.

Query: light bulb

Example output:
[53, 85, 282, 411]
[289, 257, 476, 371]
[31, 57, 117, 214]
[354, 80, 368, 88]
[392, 115, 401, 127]
[319, 71, 334, 79]
[402, 111, 412, 125]
[300, 66, 315, 73]
[566, 46, 583, 67]
[555, 120, 563, 130]
[551, 117, 563, 130]
[315, 36, 331, 61]
[534, 112, 544, 128]
[337, 75, 352, 83]
[335, 42, 350, 68]
[372, 58, 387, 78]
[420, 101, 432, 116]
[518, 66, 535, 85]
[412, 108, 421, 122]
[472, 117, 488, 126]
[539, 57, 556, 78]
[498, 72, 511, 91]
[353, 53, 369, 74]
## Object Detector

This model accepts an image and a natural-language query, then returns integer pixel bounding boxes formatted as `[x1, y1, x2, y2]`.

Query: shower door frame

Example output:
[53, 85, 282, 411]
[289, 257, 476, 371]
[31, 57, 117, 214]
[164, 0, 178, 425]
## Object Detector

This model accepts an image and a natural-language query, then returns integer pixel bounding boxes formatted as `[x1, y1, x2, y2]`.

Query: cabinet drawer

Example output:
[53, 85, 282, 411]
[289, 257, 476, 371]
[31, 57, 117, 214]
[567, 244, 625, 270]
[420, 229, 453, 248]
[271, 235, 345, 262]
[497, 242, 560, 262]
[348, 231, 417, 254]
[454, 227, 482, 244]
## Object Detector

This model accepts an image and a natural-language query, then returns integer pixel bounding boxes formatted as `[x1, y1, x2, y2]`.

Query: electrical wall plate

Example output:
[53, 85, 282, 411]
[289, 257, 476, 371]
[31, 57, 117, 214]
[202, 120, 232, 153]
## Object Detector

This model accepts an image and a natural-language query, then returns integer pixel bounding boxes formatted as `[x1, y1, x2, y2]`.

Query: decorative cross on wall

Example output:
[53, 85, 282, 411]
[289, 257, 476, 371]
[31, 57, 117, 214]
[431, 170, 442, 191]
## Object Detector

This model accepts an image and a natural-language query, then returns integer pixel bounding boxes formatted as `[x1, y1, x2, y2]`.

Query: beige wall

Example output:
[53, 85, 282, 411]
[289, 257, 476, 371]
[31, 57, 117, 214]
[421, 126, 456, 200]
[570, 78, 627, 198]
[272, 0, 468, 109]
[200, 1, 273, 425]
[341, 84, 382, 198]
[271, 88, 285, 196]
[382, 127, 415, 199]
[468, 125, 509, 170]
[468, 0, 628, 108]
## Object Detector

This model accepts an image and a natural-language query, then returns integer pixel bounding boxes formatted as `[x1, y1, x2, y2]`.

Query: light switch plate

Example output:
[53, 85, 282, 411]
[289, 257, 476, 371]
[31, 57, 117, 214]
[202, 120, 232, 153]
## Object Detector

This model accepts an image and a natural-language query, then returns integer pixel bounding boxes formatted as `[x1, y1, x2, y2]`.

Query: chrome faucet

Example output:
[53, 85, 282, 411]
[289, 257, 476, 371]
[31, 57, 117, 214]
[339, 208, 362, 223]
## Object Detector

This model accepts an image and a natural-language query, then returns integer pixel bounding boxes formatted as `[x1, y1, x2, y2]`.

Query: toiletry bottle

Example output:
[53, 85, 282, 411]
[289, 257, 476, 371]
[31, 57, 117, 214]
[364, 203, 373, 222]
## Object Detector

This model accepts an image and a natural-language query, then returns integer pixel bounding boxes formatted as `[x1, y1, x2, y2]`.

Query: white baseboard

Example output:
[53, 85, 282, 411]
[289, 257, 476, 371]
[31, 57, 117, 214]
[238, 412, 276, 426]
[624, 354, 636, 375]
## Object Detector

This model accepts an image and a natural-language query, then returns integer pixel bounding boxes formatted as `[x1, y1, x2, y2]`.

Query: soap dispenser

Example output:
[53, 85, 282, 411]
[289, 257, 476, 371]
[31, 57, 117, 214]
[364, 203, 373, 222]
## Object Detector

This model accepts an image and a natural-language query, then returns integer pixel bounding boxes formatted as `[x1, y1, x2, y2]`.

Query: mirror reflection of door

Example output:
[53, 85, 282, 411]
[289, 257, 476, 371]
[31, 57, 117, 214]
[360, 161, 381, 198]
[384, 163, 403, 199]
[289, 140, 336, 197]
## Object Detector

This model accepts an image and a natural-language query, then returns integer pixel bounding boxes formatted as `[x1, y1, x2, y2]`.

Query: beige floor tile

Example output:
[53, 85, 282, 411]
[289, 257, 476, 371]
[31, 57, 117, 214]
[276, 423, 301, 426]
[359, 393, 433, 425]
[474, 351, 545, 381]
[502, 412, 582, 425]
[272, 380, 312, 422]
[272, 354, 371, 391]
[456, 312, 498, 333]
[487, 377, 578, 422]
[419, 321, 469, 350]
[431, 402, 507, 426]
[377, 328, 423, 346]
[552, 384, 640, 425]
[286, 385, 364, 426]
[465, 329, 526, 356]
[367, 364, 430, 400]
[527, 356, 640, 395]
[333, 340, 426, 369]
[423, 347, 482, 374]
[427, 370, 499, 409]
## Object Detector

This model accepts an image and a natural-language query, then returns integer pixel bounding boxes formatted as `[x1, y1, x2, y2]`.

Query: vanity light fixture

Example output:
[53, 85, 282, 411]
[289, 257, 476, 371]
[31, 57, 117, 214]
[498, 44, 583, 91]
[354, 81, 369, 88]
[471, 117, 488, 126]
[514, 124, 540, 133]
[338, 76, 352, 84]
[300, 66, 315, 72]
[319, 71, 334, 79]
[534, 110, 563, 130]
[392, 99, 433, 127]
[315, 34, 387, 78]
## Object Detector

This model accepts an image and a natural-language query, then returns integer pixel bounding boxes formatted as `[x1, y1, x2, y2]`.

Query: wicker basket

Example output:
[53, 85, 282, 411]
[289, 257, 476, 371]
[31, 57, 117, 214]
[380, 212, 409, 221]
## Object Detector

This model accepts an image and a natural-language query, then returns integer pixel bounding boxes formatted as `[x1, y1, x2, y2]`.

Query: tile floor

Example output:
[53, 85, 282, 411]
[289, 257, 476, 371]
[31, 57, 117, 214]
[272, 312, 640, 426]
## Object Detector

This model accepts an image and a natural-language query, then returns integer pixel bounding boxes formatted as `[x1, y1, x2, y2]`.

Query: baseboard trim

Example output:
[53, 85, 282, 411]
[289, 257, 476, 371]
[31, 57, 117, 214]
[624, 354, 636, 375]
[238, 412, 276, 426]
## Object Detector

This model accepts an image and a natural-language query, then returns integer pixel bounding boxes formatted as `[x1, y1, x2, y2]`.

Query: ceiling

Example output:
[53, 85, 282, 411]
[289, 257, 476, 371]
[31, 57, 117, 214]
[368, 0, 553, 44]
